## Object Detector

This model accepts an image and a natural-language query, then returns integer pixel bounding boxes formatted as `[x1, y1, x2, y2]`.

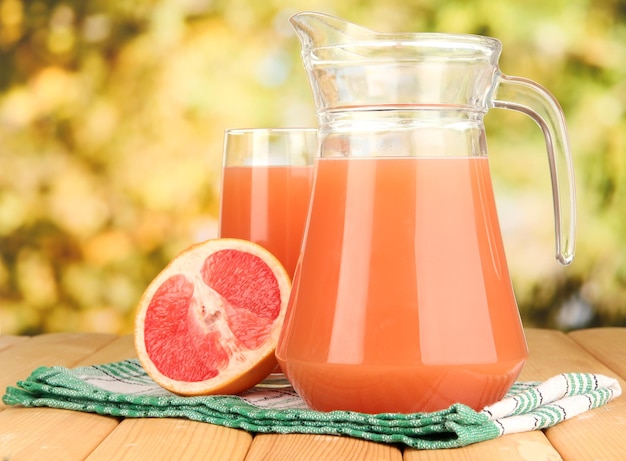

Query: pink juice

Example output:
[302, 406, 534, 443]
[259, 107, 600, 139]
[219, 165, 314, 278]
[276, 156, 528, 413]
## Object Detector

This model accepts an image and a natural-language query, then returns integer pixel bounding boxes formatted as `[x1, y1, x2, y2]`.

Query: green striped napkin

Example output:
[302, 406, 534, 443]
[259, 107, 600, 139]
[2, 360, 621, 449]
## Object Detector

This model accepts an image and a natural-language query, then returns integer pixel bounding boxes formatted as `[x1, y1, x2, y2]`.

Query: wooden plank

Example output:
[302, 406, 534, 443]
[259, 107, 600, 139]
[404, 329, 566, 461]
[85, 418, 252, 461]
[2, 329, 624, 460]
[404, 431, 563, 461]
[406, 328, 626, 461]
[74, 334, 137, 367]
[567, 328, 626, 380]
[519, 328, 616, 380]
[0, 334, 136, 460]
[0, 335, 30, 352]
[68, 335, 252, 461]
[0, 332, 117, 409]
[0, 334, 251, 461]
[246, 433, 403, 461]
[0, 407, 119, 461]
[522, 328, 626, 461]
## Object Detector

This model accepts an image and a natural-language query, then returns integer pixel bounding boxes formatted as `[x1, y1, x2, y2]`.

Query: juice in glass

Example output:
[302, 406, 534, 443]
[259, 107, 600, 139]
[219, 164, 313, 277]
[276, 156, 528, 413]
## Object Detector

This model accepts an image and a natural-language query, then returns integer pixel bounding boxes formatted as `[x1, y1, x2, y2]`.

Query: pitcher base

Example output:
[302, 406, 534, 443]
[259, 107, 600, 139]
[279, 359, 526, 414]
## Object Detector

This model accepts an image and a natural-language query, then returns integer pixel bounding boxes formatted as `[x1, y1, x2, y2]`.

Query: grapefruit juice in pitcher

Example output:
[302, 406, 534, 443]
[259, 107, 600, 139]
[277, 13, 576, 413]
[281, 156, 526, 412]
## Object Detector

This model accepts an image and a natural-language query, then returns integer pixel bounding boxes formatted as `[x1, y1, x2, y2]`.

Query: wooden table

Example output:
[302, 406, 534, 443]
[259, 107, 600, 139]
[1, 328, 625, 460]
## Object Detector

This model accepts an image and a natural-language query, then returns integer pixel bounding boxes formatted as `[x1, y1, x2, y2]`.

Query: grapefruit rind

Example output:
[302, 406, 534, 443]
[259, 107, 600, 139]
[134, 238, 291, 396]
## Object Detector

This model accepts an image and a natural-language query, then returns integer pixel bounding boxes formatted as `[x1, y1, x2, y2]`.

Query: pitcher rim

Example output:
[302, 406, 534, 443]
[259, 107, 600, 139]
[290, 11, 502, 51]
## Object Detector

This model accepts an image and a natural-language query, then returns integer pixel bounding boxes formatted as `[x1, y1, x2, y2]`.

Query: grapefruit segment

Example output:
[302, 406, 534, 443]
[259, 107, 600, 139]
[134, 238, 291, 396]
[201, 249, 282, 348]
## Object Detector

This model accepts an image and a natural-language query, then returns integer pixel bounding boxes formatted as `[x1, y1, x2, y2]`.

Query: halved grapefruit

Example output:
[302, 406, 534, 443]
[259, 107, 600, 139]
[134, 238, 291, 396]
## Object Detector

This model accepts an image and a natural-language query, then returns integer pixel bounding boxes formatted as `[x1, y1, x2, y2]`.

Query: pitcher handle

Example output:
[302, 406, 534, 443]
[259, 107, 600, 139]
[493, 74, 576, 265]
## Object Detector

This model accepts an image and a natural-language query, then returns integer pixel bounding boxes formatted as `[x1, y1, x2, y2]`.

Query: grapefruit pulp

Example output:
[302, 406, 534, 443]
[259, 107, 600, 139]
[134, 238, 291, 396]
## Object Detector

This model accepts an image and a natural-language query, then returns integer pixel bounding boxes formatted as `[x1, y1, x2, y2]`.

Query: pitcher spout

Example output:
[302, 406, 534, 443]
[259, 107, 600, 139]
[289, 11, 375, 53]
[290, 11, 503, 116]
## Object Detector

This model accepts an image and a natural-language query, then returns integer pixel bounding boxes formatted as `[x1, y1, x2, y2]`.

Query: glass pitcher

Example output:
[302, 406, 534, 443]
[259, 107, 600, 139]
[276, 12, 576, 414]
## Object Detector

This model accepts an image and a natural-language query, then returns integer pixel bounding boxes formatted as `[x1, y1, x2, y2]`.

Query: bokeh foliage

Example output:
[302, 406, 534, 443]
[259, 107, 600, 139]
[1, 0, 625, 334]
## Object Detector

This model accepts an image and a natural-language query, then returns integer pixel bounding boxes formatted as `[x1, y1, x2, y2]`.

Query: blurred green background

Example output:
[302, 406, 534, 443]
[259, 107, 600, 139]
[1, 0, 625, 335]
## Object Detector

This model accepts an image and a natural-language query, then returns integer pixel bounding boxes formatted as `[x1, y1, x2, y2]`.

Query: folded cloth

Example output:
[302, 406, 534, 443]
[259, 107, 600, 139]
[2, 360, 621, 450]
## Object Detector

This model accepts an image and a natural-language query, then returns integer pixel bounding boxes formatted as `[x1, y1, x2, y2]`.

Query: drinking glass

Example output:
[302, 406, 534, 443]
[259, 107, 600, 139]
[218, 128, 317, 278]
